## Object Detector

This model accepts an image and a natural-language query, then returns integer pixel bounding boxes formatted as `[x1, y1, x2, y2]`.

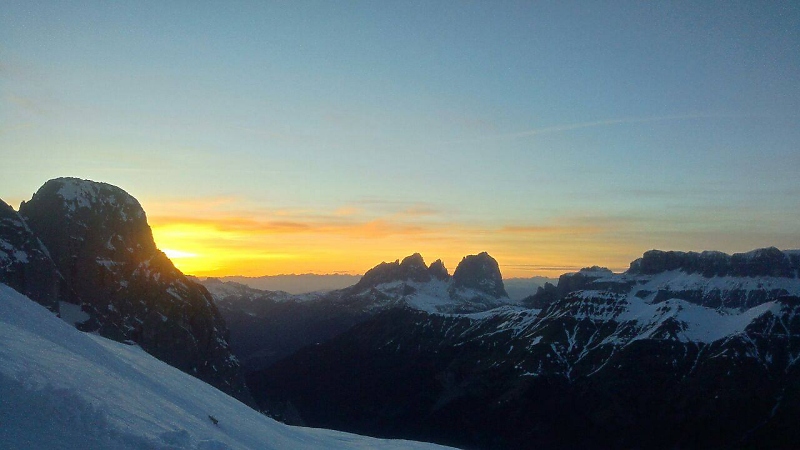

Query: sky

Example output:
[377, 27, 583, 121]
[2, 1, 799, 278]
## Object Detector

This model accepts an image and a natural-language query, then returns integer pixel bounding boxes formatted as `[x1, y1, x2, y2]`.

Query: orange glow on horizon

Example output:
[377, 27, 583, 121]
[141, 196, 661, 279]
[148, 211, 638, 279]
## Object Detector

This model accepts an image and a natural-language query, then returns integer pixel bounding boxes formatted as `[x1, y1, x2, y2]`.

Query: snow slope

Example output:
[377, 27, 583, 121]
[0, 283, 454, 450]
[360, 279, 521, 314]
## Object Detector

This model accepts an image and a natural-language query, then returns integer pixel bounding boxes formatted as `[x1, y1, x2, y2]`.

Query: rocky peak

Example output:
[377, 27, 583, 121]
[20, 177, 155, 270]
[452, 252, 507, 298]
[427, 259, 450, 280]
[399, 253, 430, 281]
[354, 253, 433, 290]
[17, 178, 251, 403]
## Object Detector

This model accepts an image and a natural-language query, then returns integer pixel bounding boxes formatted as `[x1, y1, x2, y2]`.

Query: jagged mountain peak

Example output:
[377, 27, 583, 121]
[452, 252, 507, 298]
[346, 252, 514, 313]
[354, 253, 433, 289]
[427, 259, 450, 280]
[400, 253, 429, 277]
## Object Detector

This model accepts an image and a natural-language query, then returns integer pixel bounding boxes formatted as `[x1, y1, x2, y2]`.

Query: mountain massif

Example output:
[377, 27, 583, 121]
[211, 247, 800, 449]
[204, 251, 517, 374]
[1, 178, 250, 402]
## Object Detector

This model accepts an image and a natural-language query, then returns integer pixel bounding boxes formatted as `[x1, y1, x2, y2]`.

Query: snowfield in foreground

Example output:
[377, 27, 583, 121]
[0, 283, 453, 450]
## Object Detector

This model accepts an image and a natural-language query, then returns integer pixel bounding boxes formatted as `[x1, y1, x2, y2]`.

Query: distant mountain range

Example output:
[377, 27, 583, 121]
[4, 177, 800, 449]
[205, 274, 363, 295]
[205, 274, 554, 299]
[206, 248, 800, 449]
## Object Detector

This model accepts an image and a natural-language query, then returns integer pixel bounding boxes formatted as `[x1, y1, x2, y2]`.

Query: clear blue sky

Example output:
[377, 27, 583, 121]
[2, 1, 799, 276]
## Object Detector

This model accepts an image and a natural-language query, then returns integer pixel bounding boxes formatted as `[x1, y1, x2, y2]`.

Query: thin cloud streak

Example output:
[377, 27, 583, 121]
[441, 112, 754, 144]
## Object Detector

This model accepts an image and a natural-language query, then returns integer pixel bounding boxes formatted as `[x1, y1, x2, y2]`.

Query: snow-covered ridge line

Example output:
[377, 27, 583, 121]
[0, 283, 453, 450]
[436, 269, 800, 346]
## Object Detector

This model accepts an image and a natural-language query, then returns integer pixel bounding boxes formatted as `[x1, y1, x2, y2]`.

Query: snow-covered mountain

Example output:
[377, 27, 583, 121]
[251, 248, 800, 449]
[338, 252, 517, 314]
[0, 283, 454, 450]
[2, 177, 249, 402]
[201, 252, 520, 373]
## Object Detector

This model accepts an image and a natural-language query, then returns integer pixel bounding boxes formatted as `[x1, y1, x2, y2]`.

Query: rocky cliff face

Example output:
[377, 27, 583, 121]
[427, 259, 450, 281]
[17, 178, 250, 402]
[628, 247, 800, 278]
[0, 199, 67, 312]
[451, 251, 507, 298]
[525, 248, 800, 311]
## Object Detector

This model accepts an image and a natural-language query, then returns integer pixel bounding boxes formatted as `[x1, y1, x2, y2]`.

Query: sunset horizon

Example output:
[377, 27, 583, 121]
[3, 2, 798, 279]
[3, 3, 800, 448]
[6, 174, 798, 280]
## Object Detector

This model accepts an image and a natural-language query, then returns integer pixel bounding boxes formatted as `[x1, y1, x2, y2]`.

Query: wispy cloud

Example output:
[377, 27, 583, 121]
[443, 112, 749, 144]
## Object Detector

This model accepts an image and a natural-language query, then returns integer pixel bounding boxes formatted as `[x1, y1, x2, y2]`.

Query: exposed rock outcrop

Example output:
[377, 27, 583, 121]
[0, 199, 68, 312]
[427, 259, 450, 281]
[451, 252, 507, 298]
[353, 253, 433, 290]
[18, 178, 251, 403]
[628, 247, 800, 278]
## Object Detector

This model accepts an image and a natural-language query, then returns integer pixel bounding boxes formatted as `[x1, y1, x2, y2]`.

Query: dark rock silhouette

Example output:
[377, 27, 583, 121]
[628, 247, 799, 278]
[427, 259, 450, 280]
[18, 177, 251, 403]
[452, 252, 507, 298]
[0, 199, 69, 312]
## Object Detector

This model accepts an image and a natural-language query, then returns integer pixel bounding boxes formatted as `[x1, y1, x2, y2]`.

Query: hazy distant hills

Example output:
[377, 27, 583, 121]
[207, 273, 555, 299]
[207, 274, 363, 295]
[503, 276, 557, 300]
